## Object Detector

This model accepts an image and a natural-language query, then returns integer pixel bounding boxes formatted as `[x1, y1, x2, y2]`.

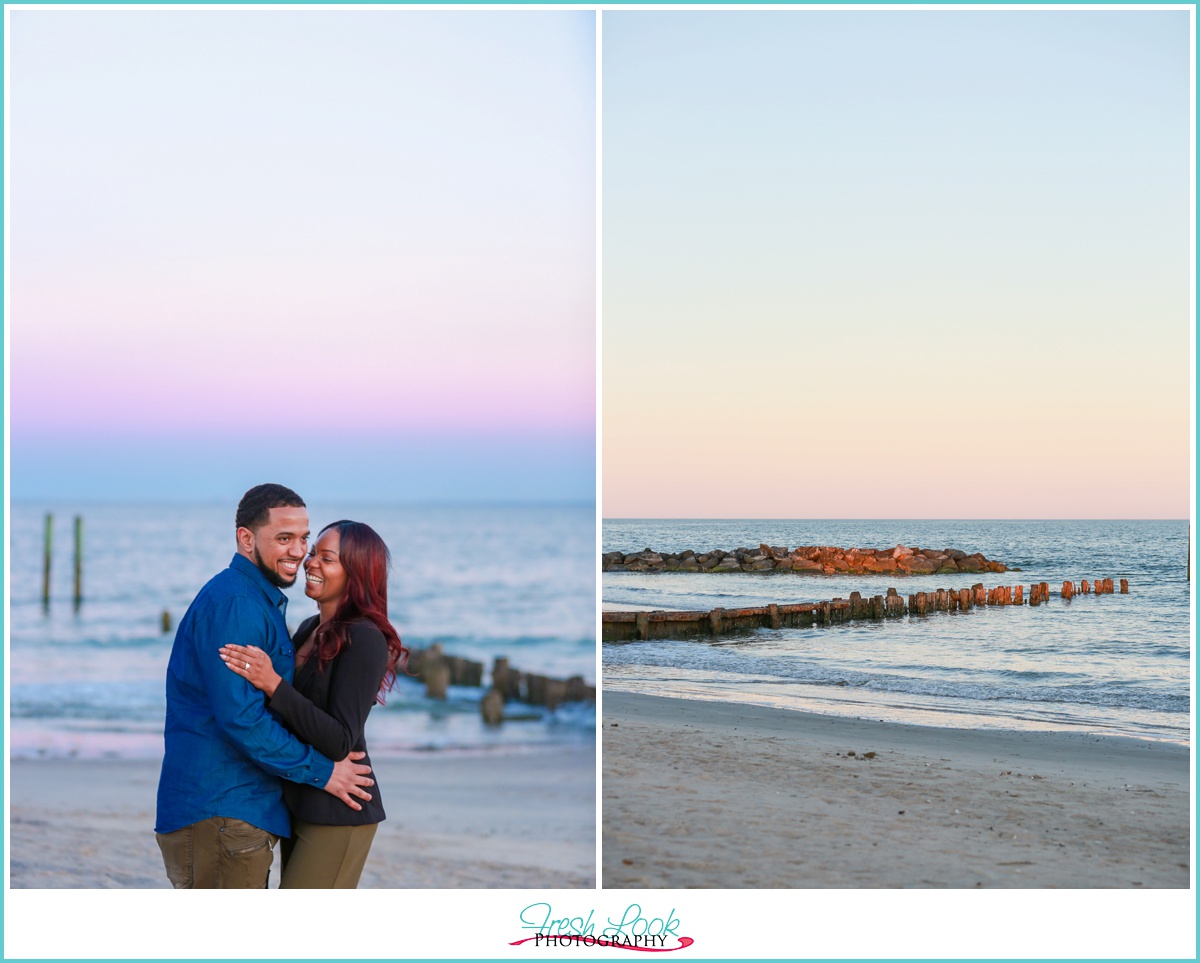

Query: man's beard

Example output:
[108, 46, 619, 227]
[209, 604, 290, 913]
[253, 546, 297, 588]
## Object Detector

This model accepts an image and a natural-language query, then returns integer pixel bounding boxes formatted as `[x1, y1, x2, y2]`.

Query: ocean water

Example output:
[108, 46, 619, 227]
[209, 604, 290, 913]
[8, 502, 596, 759]
[603, 519, 1192, 744]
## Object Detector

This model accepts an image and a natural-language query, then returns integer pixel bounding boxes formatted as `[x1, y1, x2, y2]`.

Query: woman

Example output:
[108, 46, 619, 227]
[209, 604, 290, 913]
[219, 519, 408, 889]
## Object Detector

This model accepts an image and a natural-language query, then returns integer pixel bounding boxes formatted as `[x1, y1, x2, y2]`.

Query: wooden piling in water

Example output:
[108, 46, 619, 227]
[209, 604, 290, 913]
[42, 513, 53, 609]
[481, 688, 504, 725]
[492, 657, 517, 701]
[1120, 579, 1128, 593]
[543, 678, 568, 711]
[73, 515, 83, 608]
[1062, 580, 1074, 599]
[524, 673, 546, 707]
[769, 603, 781, 629]
[420, 643, 450, 699]
[849, 592, 866, 619]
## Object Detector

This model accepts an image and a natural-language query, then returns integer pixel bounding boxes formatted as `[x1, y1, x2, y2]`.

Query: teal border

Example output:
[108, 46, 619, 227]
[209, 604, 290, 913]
[1, 2, 1195, 962]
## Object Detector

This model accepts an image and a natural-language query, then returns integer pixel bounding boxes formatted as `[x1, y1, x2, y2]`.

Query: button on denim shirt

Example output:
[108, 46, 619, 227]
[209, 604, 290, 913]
[155, 553, 335, 837]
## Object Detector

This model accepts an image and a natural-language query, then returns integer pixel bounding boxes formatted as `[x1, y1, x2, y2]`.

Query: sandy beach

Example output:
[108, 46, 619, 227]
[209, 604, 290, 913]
[603, 692, 1190, 888]
[10, 744, 595, 889]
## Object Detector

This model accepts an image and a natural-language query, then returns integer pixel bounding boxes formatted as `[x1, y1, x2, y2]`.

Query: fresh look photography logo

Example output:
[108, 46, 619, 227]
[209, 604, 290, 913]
[512, 903, 694, 951]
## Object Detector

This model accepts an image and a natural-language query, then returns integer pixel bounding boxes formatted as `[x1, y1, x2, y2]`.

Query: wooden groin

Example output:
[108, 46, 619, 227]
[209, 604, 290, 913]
[408, 643, 595, 723]
[603, 578, 1129, 642]
[604, 543, 1011, 575]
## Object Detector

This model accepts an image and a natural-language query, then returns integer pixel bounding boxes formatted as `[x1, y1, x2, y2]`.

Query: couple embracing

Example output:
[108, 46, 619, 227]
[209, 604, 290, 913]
[154, 483, 408, 889]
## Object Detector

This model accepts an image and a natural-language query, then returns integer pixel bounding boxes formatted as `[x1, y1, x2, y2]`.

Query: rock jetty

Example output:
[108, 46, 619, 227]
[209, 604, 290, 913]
[603, 544, 1009, 575]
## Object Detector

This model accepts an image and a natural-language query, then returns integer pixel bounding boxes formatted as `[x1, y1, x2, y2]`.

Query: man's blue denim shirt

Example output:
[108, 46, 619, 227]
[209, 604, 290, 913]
[155, 553, 335, 837]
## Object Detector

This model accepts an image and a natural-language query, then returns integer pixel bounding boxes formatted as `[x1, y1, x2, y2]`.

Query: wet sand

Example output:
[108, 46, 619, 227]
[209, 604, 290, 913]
[9, 744, 595, 889]
[603, 691, 1190, 888]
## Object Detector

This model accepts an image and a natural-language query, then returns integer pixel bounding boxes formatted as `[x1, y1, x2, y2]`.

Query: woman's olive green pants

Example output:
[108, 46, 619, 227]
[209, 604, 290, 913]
[279, 820, 379, 889]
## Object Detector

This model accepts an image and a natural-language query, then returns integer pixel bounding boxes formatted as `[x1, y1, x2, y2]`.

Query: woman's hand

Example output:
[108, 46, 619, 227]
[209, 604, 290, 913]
[219, 644, 282, 698]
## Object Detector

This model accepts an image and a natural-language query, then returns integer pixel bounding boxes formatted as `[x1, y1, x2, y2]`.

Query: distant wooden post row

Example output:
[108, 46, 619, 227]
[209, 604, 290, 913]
[408, 643, 595, 725]
[602, 577, 1133, 642]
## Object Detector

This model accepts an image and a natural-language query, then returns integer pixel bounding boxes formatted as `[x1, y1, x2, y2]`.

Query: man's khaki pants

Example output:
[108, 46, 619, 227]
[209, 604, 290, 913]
[156, 817, 279, 888]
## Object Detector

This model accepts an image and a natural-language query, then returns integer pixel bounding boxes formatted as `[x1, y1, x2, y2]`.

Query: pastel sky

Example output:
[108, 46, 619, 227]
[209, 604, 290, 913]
[603, 10, 1192, 519]
[9, 10, 595, 502]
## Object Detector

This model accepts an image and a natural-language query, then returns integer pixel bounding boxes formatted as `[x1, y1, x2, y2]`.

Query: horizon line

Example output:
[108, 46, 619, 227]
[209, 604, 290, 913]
[602, 516, 1190, 523]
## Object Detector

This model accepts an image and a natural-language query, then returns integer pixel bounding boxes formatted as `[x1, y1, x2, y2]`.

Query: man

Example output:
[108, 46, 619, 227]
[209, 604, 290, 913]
[155, 483, 374, 888]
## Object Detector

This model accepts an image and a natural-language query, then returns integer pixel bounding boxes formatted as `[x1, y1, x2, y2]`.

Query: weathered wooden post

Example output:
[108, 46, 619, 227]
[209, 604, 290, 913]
[42, 513, 53, 609]
[636, 612, 650, 641]
[1081, 579, 1090, 594]
[525, 673, 546, 706]
[768, 603, 781, 629]
[1120, 578, 1128, 594]
[709, 607, 724, 636]
[161, 610, 172, 633]
[481, 688, 504, 725]
[1062, 580, 1074, 599]
[544, 678, 568, 711]
[73, 515, 83, 609]
[492, 657, 511, 700]
[423, 643, 449, 700]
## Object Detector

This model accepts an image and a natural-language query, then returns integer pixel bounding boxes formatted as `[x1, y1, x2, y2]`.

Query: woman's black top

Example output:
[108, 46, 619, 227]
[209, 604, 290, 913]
[269, 615, 388, 827]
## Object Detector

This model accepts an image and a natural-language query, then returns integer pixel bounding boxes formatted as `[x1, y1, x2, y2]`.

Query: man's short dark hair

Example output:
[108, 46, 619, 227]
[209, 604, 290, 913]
[236, 484, 306, 532]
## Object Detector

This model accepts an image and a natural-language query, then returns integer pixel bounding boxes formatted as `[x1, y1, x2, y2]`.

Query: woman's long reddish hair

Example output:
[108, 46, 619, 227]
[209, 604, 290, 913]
[311, 520, 410, 702]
